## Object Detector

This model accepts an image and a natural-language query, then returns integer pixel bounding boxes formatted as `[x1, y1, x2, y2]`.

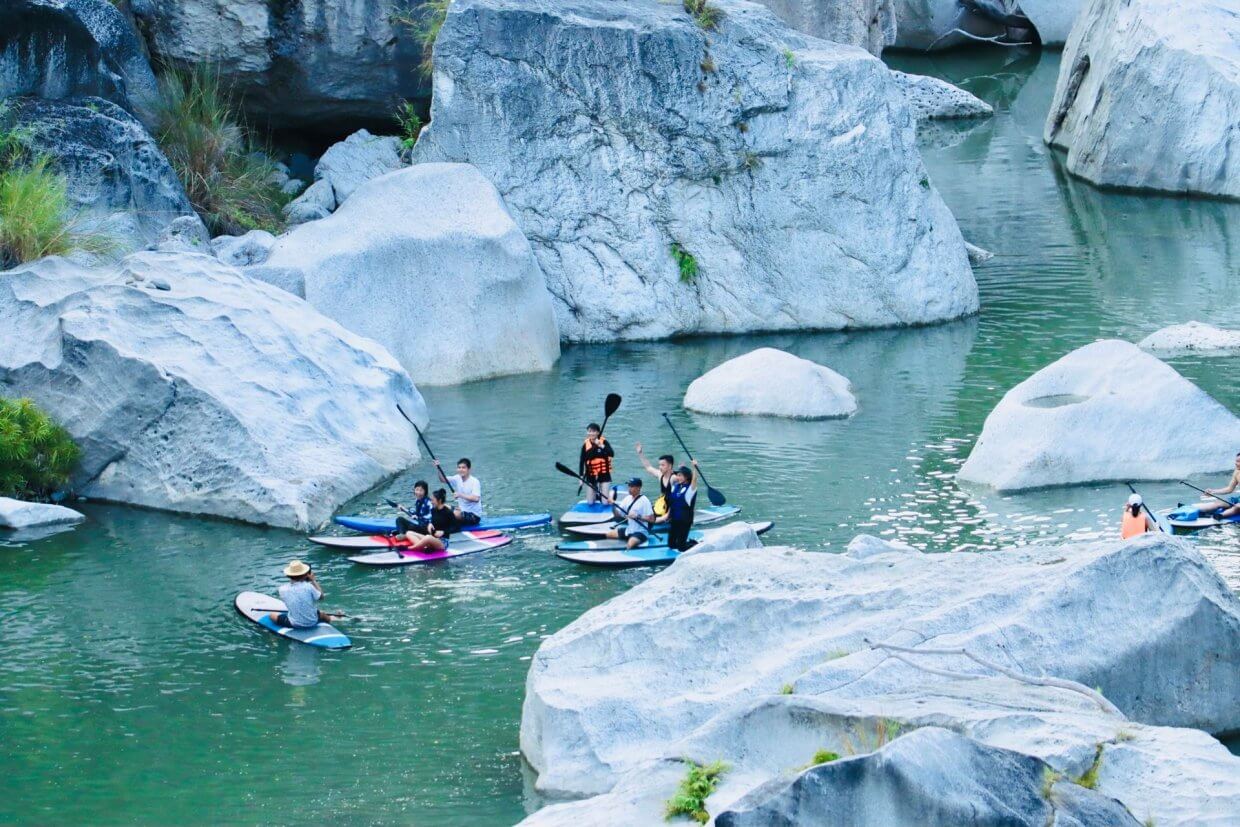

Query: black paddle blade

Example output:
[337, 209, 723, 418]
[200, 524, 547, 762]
[604, 393, 622, 417]
[555, 461, 581, 480]
[706, 486, 727, 507]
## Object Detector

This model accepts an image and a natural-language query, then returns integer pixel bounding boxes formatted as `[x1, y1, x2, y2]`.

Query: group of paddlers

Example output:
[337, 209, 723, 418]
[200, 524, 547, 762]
[1121, 451, 1240, 538]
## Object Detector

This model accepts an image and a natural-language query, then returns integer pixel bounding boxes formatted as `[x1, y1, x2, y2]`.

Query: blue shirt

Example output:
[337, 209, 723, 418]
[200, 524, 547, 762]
[278, 581, 323, 629]
[409, 496, 433, 525]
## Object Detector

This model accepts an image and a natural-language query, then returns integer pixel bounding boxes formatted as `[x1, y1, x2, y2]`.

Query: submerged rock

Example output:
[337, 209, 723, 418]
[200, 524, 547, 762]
[1139, 321, 1240, 357]
[1045, 0, 1240, 199]
[958, 339, 1240, 491]
[0, 497, 85, 530]
[684, 348, 857, 419]
[751, 0, 895, 54]
[414, 0, 977, 343]
[0, 253, 425, 530]
[265, 163, 561, 386]
[892, 71, 993, 122]
[0, 0, 160, 125]
[8, 97, 196, 254]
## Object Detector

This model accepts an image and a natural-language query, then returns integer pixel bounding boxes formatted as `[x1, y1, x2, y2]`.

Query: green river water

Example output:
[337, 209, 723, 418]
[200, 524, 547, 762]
[2, 50, 1238, 825]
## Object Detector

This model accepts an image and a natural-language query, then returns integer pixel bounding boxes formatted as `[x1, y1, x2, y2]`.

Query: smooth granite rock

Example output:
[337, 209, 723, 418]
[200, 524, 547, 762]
[684, 348, 858, 419]
[0, 497, 85, 529]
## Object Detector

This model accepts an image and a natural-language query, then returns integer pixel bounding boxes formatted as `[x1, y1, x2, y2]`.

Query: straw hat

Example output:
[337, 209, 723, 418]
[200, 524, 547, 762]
[283, 559, 311, 577]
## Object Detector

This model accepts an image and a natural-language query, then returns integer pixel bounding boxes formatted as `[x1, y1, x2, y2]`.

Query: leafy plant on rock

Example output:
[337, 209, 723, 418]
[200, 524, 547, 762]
[664, 759, 728, 823]
[670, 242, 699, 284]
[396, 100, 424, 152]
[0, 397, 81, 499]
[684, 0, 722, 31]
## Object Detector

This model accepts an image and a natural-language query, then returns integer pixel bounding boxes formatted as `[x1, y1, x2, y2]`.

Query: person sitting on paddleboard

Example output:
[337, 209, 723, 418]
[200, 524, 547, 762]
[399, 488, 460, 553]
[635, 442, 674, 517]
[600, 477, 655, 549]
[1120, 493, 1155, 539]
[580, 423, 615, 505]
[1196, 452, 1240, 520]
[393, 480, 433, 536]
[434, 457, 483, 526]
[659, 461, 698, 552]
[269, 560, 341, 629]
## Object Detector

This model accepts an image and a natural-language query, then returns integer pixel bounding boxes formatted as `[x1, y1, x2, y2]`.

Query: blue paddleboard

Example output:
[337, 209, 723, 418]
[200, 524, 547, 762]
[235, 591, 351, 650]
[555, 522, 773, 568]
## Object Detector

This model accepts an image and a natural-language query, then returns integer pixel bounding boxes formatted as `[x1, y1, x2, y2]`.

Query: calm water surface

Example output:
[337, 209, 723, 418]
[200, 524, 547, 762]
[2, 50, 1238, 825]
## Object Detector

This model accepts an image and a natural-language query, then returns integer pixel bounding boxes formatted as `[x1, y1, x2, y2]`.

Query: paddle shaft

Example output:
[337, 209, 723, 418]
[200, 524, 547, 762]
[1124, 483, 1165, 533]
[1179, 479, 1236, 508]
[557, 463, 656, 530]
[661, 413, 725, 505]
[397, 404, 455, 492]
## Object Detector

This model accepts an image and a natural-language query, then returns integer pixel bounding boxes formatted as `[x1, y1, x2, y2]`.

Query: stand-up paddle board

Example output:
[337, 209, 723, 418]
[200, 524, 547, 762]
[562, 505, 741, 537]
[309, 529, 508, 551]
[1158, 504, 1240, 532]
[558, 487, 625, 526]
[333, 512, 551, 534]
[348, 531, 514, 566]
[555, 521, 773, 552]
[234, 591, 351, 650]
[555, 522, 773, 568]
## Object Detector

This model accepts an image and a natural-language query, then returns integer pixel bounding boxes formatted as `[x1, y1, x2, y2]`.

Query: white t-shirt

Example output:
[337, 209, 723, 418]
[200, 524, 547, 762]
[619, 494, 654, 536]
[451, 474, 483, 517]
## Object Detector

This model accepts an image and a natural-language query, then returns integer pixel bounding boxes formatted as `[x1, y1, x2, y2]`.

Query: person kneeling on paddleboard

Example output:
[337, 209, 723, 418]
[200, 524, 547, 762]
[269, 561, 341, 629]
[1120, 494, 1155, 539]
[435, 457, 483, 526]
[660, 461, 698, 552]
[635, 442, 674, 517]
[601, 477, 655, 549]
[393, 480, 434, 536]
[400, 488, 460, 553]
[1196, 452, 1240, 521]
[580, 423, 615, 505]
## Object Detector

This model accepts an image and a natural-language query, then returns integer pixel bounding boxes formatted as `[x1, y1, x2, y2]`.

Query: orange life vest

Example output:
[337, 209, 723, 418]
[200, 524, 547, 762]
[1121, 509, 1150, 539]
[583, 438, 612, 478]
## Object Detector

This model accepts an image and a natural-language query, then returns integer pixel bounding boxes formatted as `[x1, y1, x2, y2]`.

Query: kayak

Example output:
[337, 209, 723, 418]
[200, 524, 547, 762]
[348, 530, 514, 566]
[310, 529, 511, 551]
[1158, 504, 1240, 532]
[562, 505, 741, 537]
[555, 521, 773, 568]
[333, 512, 551, 534]
[555, 521, 773, 552]
[234, 591, 351, 650]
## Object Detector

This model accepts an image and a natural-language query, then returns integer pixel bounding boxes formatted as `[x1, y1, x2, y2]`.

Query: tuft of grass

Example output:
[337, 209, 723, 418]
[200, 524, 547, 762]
[1074, 744, 1104, 790]
[810, 749, 839, 765]
[919, 175, 930, 189]
[700, 55, 716, 74]
[1114, 729, 1135, 743]
[779, 683, 794, 695]
[683, 0, 722, 31]
[664, 759, 727, 823]
[153, 66, 289, 236]
[670, 242, 698, 284]
[392, 0, 450, 77]
[0, 397, 81, 499]
[741, 151, 762, 171]
[396, 100, 423, 152]
[782, 47, 796, 69]
[1040, 767, 1061, 800]
[737, 121, 749, 133]
[841, 718, 902, 756]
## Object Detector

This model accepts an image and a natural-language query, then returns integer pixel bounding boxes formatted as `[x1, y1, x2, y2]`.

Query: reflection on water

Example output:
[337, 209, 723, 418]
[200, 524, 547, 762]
[0, 48, 1237, 827]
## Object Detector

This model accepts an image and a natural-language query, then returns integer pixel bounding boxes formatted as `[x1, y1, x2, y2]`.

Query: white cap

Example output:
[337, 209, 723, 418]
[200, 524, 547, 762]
[1127, 493, 1142, 506]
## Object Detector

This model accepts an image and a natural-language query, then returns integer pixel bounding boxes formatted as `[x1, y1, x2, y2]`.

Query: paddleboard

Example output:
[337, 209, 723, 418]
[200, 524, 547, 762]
[562, 505, 741, 537]
[333, 512, 551, 534]
[234, 591, 351, 650]
[555, 521, 773, 552]
[558, 488, 624, 526]
[310, 529, 509, 551]
[1159, 499, 1240, 532]
[348, 531, 514, 566]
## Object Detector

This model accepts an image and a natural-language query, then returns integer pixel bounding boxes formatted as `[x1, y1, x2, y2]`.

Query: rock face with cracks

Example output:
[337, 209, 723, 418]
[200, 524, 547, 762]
[264, 163, 561, 386]
[1045, 0, 1240, 199]
[957, 339, 1240, 491]
[684, 347, 858, 419]
[0, 253, 425, 530]
[413, 0, 977, 343]
[751, 0, 895, 55]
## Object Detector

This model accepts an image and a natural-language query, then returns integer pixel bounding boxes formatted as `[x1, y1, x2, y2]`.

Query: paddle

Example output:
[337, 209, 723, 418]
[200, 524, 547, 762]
[1124, 482, 1165, 534]
[1178, 480, 1236, 509]
[661, 412, 726, 506]
[397, 404, 455, 492]
[577, 393, 623, 496]
[556, 461, 656, 530]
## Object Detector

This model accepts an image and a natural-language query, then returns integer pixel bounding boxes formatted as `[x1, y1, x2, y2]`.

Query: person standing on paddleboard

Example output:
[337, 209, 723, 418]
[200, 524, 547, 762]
[393, 480, 434, 536]
[1195, 451, 1240, 520]
[580, 423, 615, 505]
[660, 461, 699, 552]
[399, 488, 459, 553]
[635, 443, 674, 517]
[269, 561, 341, 629]
[600, 477, 656, 549]
[435, 457, 483, 526]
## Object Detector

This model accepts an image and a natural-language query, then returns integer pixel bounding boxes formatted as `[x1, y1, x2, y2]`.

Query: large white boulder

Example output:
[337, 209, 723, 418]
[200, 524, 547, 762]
[413, 0, 978, 343]
[1139, 321, 1240, 357]
[0, 497, 85, 530]
[1018, 0, 1083, 44]
[0, 252, 425, 530]
[520, 535, 1240, 800]
[684, 348, 857, 419]
[957, 339, 1240, 491]
[1045, 0, 1240, 199]
[313, 129, 404, 205]
[750, 0, 895, 54]
[892, 71, 994, 122]
[264, 163, 560, 386]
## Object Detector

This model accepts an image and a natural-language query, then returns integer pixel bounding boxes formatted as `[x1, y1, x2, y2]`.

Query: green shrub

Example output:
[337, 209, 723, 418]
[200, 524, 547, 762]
[665, 760, 728, 823]
[393, 0, 450, 77]
[153, 67, 288, 236]
[779, 683, 794, 695]
[1074, 745, 1103, 790]
[670, 242, 698, 284]
[0, 398, 80, 499]
[396, 100, 424, 152]
[782, 47, 796, 69]
[810, 749, 839, 765]
[684, 0, 722, 31]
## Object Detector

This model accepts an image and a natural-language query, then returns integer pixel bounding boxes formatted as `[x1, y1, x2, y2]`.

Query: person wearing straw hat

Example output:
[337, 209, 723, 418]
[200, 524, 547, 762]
[268, 560, 341, 629]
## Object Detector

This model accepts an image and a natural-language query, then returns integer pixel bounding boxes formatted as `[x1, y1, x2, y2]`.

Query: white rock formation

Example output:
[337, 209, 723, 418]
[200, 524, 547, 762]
[283, 178, 335, 225]
[679, 520, 764, 558]
[414, 0, 978, 343]
[751, 0, 895, 54]
[153, 215, 212, 254]
[265, 163, 561, 386]
[958, 339, 1240, 491]
[1019, 0, 1083, 44]
[892, 71, 993, 122]
[1139, 321, 1240, 357]
[0, 252, 425, 530]
[212, 230, 276, 267]
[519, 535, 1240, 826]
[1045, 0, 1240, 199]
[684, 348, 857, 419]
[0, 497, 85, 530]
[282, 130, 404, 224]
[893, 0, 1081, 49]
